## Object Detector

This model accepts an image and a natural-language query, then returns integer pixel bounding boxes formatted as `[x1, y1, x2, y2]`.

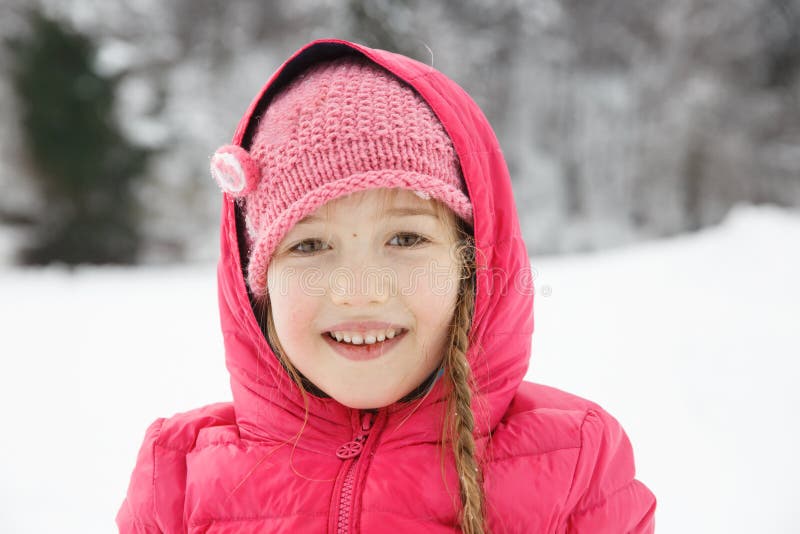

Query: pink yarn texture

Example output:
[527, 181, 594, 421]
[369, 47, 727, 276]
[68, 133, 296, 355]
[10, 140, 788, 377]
[217, 55, 473, 297]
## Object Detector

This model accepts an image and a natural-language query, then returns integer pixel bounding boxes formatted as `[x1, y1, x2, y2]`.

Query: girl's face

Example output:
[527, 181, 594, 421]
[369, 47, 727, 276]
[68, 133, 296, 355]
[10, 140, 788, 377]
[266, 188, 462, 409]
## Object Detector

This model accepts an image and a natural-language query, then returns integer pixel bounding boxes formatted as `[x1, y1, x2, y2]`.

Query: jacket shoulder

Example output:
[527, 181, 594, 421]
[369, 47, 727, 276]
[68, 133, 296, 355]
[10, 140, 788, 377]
[505, 380, 604, 415]
[116, 402, 236, 533]
[489, 381, 605, 458]
[153, 401, 237, 451]
[495, 382, 656, 532]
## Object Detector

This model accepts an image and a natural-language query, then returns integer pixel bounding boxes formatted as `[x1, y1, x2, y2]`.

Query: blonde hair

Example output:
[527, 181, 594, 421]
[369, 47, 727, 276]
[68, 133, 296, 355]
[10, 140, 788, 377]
[251, 189, 486, 533]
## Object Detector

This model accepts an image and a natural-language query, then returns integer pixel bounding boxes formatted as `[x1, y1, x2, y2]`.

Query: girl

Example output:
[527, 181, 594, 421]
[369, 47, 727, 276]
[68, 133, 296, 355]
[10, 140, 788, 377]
[117, 39, 656, 533]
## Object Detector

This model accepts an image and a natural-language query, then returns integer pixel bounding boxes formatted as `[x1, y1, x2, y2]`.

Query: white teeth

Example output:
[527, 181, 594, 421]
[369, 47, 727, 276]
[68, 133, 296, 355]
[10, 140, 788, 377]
[328, 328, 404, 345]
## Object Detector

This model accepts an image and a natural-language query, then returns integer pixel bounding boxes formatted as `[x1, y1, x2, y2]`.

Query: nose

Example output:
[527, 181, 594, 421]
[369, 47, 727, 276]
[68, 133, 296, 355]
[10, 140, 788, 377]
[329, 262, 394, 306]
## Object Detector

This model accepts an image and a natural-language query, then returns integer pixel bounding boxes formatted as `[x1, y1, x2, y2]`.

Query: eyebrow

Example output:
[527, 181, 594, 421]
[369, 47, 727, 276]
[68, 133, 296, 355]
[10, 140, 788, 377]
[296, 207, 437, 225]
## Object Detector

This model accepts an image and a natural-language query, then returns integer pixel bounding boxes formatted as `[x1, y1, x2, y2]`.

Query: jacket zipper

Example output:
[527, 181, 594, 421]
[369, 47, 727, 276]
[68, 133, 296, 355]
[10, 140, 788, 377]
[335, 411, 376, 534]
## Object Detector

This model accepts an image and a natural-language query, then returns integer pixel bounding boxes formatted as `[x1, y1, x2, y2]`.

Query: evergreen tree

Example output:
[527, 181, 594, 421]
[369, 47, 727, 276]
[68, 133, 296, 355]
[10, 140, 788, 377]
[5, 8, 150, 265]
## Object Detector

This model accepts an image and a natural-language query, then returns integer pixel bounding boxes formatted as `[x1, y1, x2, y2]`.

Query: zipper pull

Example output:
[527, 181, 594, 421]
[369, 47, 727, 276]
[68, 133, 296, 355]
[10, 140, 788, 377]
[360, 410, 375, 433]
[336, 411, 377, 459]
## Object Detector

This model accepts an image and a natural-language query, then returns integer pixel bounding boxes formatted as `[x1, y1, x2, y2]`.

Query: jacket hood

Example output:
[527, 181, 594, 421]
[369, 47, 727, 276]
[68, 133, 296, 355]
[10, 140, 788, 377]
[216, 39, 534, 447]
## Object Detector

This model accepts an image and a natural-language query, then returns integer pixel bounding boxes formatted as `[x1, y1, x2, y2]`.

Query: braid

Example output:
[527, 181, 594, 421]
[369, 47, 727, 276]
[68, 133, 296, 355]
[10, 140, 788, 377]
[444, 232, 485, 534]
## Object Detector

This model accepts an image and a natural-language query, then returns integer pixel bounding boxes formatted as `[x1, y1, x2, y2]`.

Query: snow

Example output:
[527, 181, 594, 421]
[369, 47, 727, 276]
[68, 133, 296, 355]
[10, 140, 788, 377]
[1, 203, 798, 532]
[530, 203, 800, 532]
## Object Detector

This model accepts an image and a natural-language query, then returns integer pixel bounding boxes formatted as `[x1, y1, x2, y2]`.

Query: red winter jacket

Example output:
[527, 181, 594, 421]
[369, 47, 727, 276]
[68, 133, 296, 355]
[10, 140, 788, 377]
[117, 38, 656, 533]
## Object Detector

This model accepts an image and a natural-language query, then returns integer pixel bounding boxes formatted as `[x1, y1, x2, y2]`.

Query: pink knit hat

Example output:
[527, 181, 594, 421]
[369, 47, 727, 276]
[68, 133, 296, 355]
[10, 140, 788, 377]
[210, 55, 473, 297]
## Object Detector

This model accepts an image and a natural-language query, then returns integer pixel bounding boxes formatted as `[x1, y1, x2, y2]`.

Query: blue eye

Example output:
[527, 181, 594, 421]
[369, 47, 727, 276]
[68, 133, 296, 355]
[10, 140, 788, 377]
[389, 233, 428, 247]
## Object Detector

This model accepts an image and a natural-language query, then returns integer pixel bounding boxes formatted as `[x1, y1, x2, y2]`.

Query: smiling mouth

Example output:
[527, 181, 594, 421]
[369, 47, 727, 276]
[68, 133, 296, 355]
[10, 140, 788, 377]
[321, 328, 409, 361]
[323, 328, 409, 346]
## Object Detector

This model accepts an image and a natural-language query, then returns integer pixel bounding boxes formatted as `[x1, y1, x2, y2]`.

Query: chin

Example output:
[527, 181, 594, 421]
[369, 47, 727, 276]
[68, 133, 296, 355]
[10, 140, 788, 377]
[328, 388, 401, 410]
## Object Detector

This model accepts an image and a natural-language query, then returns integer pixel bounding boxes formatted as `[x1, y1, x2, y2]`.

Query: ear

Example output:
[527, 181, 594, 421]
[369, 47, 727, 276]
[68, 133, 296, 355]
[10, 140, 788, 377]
[210, 144, 259, 197]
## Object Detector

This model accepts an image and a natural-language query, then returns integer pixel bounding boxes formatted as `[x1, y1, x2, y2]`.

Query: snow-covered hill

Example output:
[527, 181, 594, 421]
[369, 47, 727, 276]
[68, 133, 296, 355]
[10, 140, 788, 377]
[1, 203, 798, 533]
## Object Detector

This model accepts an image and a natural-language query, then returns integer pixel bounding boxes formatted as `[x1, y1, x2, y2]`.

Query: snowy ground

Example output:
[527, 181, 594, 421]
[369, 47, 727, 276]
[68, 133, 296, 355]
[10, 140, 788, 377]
[1, 203, 798, 533]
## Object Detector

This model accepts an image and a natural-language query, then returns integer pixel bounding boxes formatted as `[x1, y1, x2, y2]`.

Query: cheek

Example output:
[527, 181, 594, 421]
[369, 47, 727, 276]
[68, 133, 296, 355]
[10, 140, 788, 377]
[395, 256, 459, 298]
[266, 267, 318, 346]
[400, 260, 459, 342]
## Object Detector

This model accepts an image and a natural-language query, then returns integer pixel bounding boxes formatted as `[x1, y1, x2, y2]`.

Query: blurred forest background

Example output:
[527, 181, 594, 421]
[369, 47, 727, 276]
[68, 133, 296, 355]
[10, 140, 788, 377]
[0, 0, 798, 267]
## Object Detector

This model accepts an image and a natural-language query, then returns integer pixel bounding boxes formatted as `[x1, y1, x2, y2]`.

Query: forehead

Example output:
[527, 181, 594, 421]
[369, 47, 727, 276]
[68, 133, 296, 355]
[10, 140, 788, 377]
[298, 188, 441, 223]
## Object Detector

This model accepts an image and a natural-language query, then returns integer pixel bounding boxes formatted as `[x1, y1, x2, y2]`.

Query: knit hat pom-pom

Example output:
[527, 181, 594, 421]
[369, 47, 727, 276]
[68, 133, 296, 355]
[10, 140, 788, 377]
[210, 144, 259, 197]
